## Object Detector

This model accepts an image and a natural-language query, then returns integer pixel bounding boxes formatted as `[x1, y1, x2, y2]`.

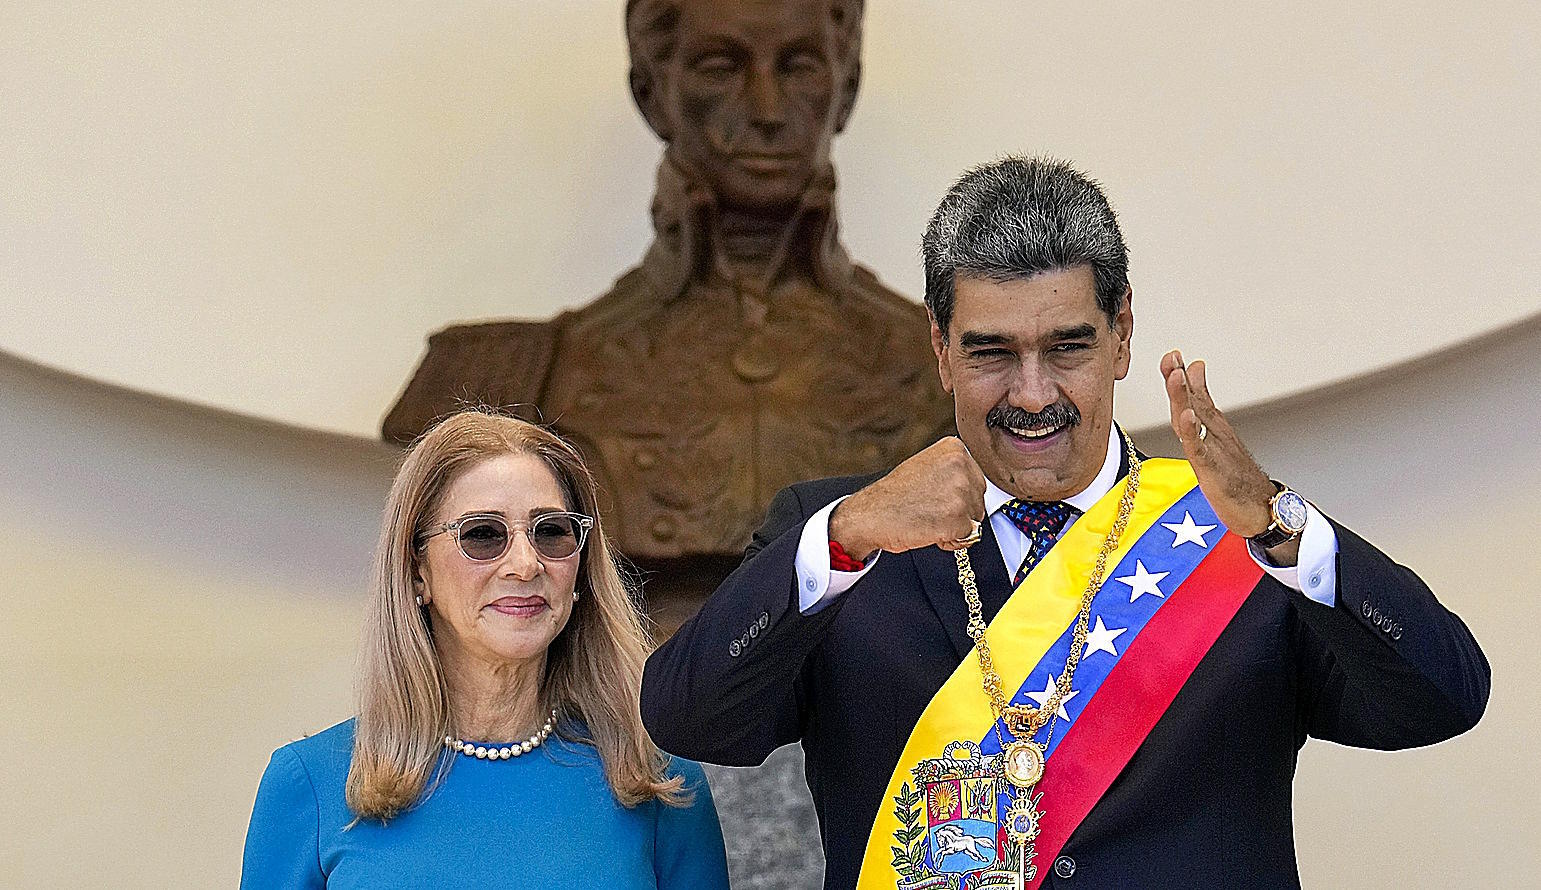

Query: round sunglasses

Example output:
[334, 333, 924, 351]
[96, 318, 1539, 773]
[420, 511, 594, 562]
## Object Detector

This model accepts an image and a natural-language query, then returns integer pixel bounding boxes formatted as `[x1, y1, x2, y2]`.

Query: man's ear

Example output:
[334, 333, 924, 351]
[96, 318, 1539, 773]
[1113, 286, 1134, 381]
[629, 67, 670, 141]
[930, 310, 954, 394]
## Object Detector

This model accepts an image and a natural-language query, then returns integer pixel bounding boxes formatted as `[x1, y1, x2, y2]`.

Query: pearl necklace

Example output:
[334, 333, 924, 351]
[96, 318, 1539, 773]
[443, 709, 558, 760]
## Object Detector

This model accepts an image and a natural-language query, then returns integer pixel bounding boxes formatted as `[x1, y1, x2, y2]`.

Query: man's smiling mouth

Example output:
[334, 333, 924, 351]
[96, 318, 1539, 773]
[988, 401, 1081, 446]
[1005, 423, 1065, 440]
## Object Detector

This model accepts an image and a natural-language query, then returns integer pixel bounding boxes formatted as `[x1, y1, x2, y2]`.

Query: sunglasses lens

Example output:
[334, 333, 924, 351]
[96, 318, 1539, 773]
[530, 515, 582, 559]
[457, 518, 510, 561]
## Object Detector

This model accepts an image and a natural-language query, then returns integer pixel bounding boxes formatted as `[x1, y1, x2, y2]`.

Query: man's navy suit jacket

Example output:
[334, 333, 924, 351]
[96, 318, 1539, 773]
[641, 470, 1490, 889]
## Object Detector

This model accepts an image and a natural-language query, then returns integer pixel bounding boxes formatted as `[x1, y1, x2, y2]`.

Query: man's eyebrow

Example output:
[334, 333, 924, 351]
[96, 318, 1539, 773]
[958, 325, 1098, 348]
[958, 331, 1011, 349]
[1049, 323, 1099, 341]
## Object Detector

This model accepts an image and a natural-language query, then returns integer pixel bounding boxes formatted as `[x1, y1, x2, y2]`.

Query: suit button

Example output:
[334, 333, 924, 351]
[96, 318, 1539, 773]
[749, 623, 759, 639]
[1054, 855, 1076, 878]
[729, 640, 741, 657]
[1362, 601, 1374, 619]
[759, 612, 769, 629]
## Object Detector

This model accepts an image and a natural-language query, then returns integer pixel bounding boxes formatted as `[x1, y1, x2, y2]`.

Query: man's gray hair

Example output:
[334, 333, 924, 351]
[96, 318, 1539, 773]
[923, 156, 1129, 337]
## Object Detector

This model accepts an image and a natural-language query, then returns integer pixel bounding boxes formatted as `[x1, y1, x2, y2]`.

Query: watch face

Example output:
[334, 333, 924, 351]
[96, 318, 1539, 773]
[1275, 491, 1309, 533]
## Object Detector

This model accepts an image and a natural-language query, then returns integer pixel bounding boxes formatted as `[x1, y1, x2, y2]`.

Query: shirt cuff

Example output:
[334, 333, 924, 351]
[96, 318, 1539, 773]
[795, 495, 880, 614]
[1246, 501, 1338, 606]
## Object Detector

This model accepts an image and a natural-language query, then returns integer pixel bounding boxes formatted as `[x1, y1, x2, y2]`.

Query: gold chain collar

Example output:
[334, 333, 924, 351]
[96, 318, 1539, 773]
[956, 439, 1142, 741]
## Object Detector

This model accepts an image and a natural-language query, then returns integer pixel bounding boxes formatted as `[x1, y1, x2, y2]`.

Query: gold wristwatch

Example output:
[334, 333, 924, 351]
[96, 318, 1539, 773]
[1250, 481, 1308, 549]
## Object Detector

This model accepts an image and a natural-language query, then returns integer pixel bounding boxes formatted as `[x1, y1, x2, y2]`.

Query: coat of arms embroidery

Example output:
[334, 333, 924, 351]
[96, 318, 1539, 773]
[889, 741, 1042, 889]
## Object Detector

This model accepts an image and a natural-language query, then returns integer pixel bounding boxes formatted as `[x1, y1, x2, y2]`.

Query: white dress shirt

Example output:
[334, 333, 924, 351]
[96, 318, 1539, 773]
[794, 424, 1339, 614]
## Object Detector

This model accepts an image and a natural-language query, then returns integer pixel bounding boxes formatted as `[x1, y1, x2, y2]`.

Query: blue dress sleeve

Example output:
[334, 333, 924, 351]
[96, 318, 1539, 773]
[654, 758, 731, 890]
[241, 746, 326, 889]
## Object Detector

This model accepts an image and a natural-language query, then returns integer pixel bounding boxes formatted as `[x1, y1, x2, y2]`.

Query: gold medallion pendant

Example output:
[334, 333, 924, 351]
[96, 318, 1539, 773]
[1002, 739, 1046, 788]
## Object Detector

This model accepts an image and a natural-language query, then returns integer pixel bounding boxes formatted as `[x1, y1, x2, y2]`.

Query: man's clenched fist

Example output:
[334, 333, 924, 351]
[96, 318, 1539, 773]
[829, 437, 988, 560]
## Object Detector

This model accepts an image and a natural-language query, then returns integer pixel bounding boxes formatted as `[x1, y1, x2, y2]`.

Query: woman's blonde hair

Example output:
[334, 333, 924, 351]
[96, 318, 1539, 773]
[345, 409, 685, 819]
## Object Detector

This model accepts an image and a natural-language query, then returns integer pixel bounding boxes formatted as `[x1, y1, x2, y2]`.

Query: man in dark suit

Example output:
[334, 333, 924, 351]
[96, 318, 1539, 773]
[640, 157, 1489, 889]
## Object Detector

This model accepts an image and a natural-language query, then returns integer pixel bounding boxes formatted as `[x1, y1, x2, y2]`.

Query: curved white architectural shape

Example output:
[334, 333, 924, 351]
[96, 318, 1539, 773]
[3, 1, 1539, 436]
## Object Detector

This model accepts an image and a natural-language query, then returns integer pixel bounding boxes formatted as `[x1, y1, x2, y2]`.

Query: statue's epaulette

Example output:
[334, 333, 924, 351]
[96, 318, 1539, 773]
[380, 319, 559, 444]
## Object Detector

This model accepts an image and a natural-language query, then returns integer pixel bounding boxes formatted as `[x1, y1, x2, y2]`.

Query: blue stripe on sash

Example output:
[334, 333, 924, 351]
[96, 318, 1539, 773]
[979, 485, 1226, 758]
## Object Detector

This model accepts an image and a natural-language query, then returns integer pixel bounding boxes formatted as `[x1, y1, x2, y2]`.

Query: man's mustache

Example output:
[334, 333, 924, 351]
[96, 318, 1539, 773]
[986, 402, 1082, 432]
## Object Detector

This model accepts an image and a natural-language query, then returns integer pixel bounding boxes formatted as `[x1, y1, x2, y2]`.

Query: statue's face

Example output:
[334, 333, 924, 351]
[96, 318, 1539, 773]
[663, 0, 844, 213]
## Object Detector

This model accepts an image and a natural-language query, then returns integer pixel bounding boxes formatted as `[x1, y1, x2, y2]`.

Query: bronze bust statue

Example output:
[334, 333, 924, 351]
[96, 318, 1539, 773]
[384, 0, 952, 579]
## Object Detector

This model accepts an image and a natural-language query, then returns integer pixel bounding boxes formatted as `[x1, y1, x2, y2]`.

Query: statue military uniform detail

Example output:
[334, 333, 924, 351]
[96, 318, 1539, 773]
[383, 158, 952, 559]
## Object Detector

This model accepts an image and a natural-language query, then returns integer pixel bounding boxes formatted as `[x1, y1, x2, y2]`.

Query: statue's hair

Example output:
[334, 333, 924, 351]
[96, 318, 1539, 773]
[345, 409, 687, 820]
[625, 0, 864, 118]
[923, 156, 1130, 337]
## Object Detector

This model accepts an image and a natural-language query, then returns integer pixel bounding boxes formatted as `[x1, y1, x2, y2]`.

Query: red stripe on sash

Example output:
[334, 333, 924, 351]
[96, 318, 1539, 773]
[1025, 532, 1264, 887]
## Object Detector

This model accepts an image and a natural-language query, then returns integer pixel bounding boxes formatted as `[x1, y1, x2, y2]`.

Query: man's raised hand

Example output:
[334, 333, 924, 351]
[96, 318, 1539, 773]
[1160, 349, 1299, 564]
[829, 437, 988, 560]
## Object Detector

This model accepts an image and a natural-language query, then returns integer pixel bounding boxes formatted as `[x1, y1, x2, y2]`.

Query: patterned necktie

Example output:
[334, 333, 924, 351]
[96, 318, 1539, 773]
[999, 499, 1075, 587]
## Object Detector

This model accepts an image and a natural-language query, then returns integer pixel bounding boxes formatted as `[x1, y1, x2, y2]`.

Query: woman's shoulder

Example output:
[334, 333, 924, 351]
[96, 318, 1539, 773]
[543, 732, 712, 805]
[659, 755, 721, 817]
[663, 754, 710, 788]
[548, 726, 707, 785]
[263, 717, 356, 791]
[651, 755, 731, 887]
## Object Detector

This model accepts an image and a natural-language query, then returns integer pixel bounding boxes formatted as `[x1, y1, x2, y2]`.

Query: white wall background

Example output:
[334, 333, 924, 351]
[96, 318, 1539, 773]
[3, 0, 1539, 437]
[2, 312, 1537, 886]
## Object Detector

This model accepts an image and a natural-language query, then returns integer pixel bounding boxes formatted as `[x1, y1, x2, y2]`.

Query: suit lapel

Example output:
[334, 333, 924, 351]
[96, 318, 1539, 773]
[911, 521, 1014, 661]
[973, 526, 1015, 620]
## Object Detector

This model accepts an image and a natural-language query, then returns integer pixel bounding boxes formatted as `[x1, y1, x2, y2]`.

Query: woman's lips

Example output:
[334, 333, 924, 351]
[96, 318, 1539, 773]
[485, 595, 548, 617]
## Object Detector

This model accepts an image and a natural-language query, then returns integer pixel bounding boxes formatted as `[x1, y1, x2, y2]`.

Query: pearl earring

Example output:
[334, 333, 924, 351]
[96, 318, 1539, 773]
[572, 590, 580, 603]
[415, 594, 425, 606]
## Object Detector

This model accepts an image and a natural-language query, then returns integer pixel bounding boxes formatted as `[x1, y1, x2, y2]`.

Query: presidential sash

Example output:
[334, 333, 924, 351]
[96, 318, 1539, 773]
[857, 459, 1263, 889]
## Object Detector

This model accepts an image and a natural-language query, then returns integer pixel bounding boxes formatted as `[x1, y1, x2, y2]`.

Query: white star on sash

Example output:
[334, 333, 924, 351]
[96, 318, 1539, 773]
[1161, 512, 1217, 548]
[1025, 673, 1079, 720]
[1082, 616, 1128, 659]
[1115, 560, 1169, 602]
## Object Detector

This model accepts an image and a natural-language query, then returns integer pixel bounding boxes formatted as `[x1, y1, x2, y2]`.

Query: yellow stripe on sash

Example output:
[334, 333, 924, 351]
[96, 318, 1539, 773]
[856, 459, 1198, 889]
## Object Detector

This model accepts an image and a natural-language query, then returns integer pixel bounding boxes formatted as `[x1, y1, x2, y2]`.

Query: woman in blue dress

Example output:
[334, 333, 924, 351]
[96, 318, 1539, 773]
[241, 411, 730, 888]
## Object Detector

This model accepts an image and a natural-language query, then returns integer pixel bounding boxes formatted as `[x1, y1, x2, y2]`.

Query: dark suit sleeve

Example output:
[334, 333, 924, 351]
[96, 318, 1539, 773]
[641, 482, 855, 766]
[1292, 518, 1490, 749]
